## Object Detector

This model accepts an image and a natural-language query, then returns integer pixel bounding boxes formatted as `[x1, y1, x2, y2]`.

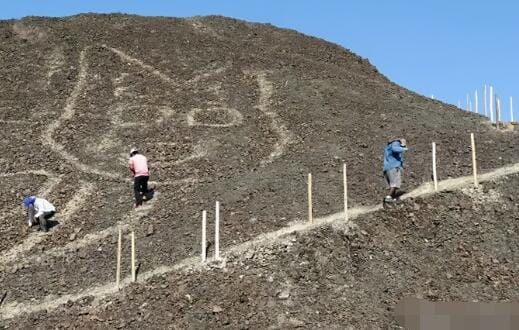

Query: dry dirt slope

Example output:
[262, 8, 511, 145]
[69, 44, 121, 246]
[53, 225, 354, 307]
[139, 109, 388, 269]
[0, 13, 518, 328]
[5, 173, 519, 329]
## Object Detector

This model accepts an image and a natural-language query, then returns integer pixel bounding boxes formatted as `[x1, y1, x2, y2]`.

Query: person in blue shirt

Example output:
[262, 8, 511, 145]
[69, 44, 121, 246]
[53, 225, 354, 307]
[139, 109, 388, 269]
[383, 138, 408, 203]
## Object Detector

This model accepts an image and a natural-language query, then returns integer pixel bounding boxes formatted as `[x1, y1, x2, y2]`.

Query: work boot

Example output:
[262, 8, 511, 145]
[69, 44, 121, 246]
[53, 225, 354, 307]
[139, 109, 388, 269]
[384, 196, 395, 203]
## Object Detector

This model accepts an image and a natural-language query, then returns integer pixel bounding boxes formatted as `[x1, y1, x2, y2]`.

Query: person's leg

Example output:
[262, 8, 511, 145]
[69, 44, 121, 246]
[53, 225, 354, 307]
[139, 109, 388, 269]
[389, 187, 398, 198]
[385, 168, 401, 201]
[390, 168, 402, 199]
[27, 204, 36, 227]
[384, 171, 392, 202]
[141, 176, 149, 200]
[38, 211, 54, 232]
[134, 176, 143, 206]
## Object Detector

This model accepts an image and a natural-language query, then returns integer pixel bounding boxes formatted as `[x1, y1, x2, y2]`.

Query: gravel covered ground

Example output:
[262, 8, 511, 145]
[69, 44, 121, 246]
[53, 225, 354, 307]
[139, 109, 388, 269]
[0, 14, 518, 328]
[6, 174, 518, 329]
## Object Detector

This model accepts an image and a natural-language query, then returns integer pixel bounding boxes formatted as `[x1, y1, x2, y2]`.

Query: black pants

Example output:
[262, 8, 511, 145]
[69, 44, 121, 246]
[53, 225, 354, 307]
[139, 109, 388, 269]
[134, 175, 149, 206]
[27, 205, 54, 232]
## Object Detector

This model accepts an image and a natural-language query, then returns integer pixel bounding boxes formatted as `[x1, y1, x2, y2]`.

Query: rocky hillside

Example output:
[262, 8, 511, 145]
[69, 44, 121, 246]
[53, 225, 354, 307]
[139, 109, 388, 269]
[0, 14, 518, 328]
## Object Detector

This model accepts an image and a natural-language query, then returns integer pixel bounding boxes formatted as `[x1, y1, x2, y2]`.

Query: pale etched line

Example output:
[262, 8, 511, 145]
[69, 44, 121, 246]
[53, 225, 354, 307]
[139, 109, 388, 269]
[46, 47, 65, 82]
[255, 72, 293, 165]
[185, 66, 228, 85]
[0, 170, 52, 178]
[173, 144, 207, 166]
[4, 162, 519, 321]
[95, 104, 124, 154]
[186, 107, 243, 127]
[117, 122, 141, 128]
[103, 45, 178, 85]
[105, 44, 229, 87]
[154, 143, 207, 167]
[40, 48, 122, 180]
[39, 48, 191, 186]
[155, 106, 176, 124]
[0, 120, 25, 125]
[0, 182, 95, 266]
[37, 175, 63, 202]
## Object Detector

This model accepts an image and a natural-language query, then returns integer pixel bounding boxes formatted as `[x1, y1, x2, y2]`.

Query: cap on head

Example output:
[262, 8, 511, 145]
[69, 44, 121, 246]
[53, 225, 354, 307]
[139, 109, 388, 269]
[23, 196, 36, 208]
[129, 147, 139, 157]
[399, 138, 407, 147]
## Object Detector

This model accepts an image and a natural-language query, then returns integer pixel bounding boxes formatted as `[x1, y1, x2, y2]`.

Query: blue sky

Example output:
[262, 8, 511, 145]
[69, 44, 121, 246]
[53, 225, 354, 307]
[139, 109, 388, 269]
[2, 1, 518, 121]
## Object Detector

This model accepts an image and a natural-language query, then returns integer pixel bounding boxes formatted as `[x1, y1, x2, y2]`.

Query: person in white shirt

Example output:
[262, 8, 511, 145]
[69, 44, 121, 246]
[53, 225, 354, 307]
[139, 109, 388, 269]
[23, 196, 56, 232]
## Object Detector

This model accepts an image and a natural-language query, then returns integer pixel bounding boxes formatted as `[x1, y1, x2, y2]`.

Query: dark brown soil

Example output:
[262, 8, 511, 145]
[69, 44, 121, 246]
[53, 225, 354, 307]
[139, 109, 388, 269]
[7, 174, 519, 329]
[0, 14, 518, 328]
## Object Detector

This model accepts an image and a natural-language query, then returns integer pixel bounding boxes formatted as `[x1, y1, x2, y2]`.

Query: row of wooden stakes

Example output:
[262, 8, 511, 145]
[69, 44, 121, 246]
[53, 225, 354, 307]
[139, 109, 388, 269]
[114, 133, 480, 287]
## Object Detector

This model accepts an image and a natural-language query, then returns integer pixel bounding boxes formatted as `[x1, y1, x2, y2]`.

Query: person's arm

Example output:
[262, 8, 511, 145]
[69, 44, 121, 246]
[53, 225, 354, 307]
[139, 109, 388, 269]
[391, 143, 408, 153]
[128, 158, 135, 175]
[34, 205, 43, 218]
[27, 204, 36, 224]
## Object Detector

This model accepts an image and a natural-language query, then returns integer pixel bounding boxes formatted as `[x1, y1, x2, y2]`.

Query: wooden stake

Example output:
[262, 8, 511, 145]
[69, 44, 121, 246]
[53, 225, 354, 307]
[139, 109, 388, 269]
[432, 142, 438, 192]
[116, 226, 122, 289]
[131, 230, 136, 282]
[490, 86, 494, 122]
[343, 164, 348, 222]
[484, 85, 488, 117]
[215, 201, 220, 260]
[202, 210, 207, 263]
[474, 90, 478, 114]
[496, 95, 501, 128]
[510, 97, 514, 122]
[470, 133, 478, 187]
[308, 173, 313, 224]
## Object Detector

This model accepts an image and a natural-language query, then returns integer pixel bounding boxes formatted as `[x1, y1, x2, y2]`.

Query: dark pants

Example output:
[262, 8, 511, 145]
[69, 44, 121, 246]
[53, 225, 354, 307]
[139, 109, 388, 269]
[27, 205, 55, 232]
[134, 175, 149, 206]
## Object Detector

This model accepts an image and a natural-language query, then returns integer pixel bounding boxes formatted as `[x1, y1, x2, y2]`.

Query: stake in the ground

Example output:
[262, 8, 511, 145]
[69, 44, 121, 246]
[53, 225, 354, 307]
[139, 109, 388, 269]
[215, 201, 220, 260]
[131, 230, 136, 282]
[308, 173, 313, 223]
[116, 225, 122, 290]
[343, 164, 348, 222]
[484, 84, 488, 117]
[496, 96, 501, 129]
[474, 90, 478, 114]
[432, 142, 438, 192]
[510, 96, 514, 123]
[470, 133, 478, 187]
[490, 86, 494, 122]
[202, 210, 207, 263]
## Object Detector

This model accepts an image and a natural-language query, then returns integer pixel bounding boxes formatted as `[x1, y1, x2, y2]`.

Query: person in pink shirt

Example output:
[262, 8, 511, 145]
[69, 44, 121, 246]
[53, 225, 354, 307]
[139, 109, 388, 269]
[128, 147, 150, 208]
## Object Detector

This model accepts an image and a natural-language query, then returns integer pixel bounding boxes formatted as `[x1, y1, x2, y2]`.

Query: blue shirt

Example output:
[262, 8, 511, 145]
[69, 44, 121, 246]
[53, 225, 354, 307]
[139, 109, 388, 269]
[383, 141, 407, 172]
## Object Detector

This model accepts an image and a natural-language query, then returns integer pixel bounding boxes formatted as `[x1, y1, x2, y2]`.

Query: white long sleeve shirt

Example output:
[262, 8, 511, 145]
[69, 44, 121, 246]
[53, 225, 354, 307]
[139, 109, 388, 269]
[34, 198, 55, 218]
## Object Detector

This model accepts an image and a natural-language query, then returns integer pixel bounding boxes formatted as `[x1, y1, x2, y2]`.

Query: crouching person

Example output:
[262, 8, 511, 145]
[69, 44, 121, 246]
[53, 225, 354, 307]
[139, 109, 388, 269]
[23, 196, 56, 232]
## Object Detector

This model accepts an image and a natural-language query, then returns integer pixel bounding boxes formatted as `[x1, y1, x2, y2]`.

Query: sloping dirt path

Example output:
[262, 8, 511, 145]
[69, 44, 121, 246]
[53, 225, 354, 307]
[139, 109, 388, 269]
[1, 162, 518, 320]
